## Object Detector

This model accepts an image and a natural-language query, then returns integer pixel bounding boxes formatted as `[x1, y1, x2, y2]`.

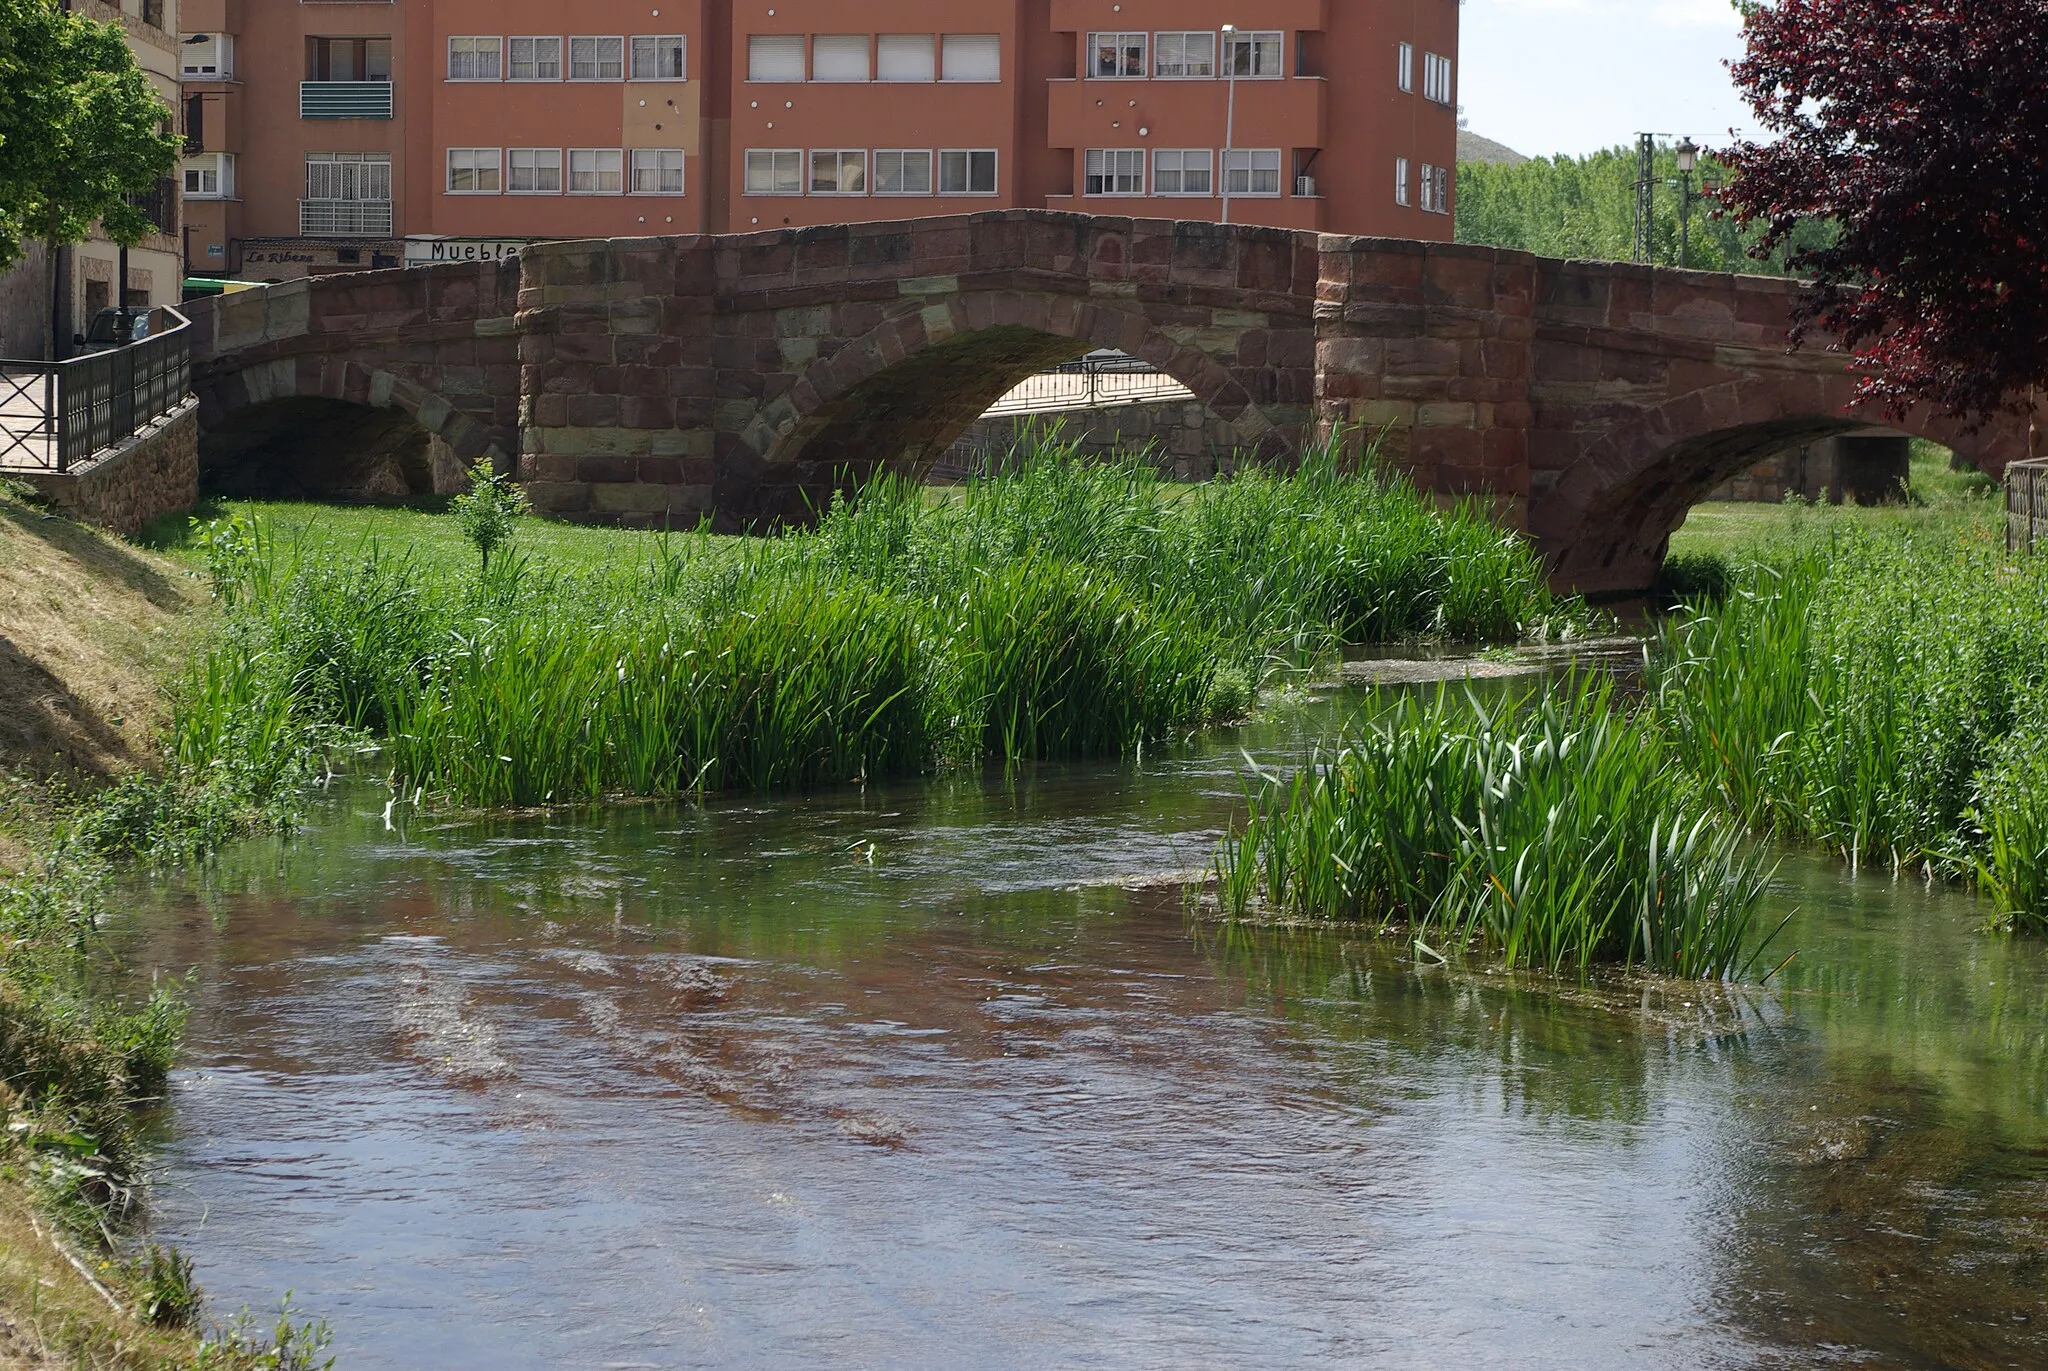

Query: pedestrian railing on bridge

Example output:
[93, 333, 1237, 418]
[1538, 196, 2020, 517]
[980, 350, 1194, 417]
[2008, 458, 2048, 554]
[0, 308, 193, 474]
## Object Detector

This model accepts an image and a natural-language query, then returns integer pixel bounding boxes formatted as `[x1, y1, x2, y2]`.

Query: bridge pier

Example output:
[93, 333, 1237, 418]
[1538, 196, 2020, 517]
[185, 210, 2033, 593]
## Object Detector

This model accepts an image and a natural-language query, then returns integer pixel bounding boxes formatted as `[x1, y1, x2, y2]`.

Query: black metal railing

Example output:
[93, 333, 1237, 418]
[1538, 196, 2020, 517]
[982, 350, 1195, 417]
[0, 307, 193, 473]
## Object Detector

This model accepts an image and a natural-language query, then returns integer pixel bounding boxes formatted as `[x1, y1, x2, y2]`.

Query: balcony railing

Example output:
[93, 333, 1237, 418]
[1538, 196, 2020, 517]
[300, 80, 393, 118]
[0, 309, 193, 474]
[300, 199, 394, 236]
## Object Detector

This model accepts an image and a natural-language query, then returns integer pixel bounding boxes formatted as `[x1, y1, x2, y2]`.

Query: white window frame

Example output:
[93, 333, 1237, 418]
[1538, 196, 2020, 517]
[1084, 148, 1145, 196]
[1153, 148, 1213, 196]
[508, 147, 563, 194]
[568, 36, 625, 82]
[810, 148, 868, 195]
[508, 37, 562, 81]
[1398, 42, 1414, 94]
[630, 35, 687, 81]
[811, 35, 871, 83]
[938, 149, 997, 196]
[1420, 161, 1438, 213]
[181, 32, 233, 79]
[307, 151, 392, 202]
[1395, 156, 1411, 207]
[1225, 30, 1284, 78]
[1433, 165, 1451, 215]
[744, 148, 804, 195]
[183, 152, 234, 199]
[446, 147, 502, 194]
[1153, 31, 1215, 79]
[1423, 52, 1453, 105]
[940, 33, 1000, 83]
[748, 35, 806, 82]
[1223, 147, 1282, 196]
[630, 148, 685, 194]
[876, 34, 935, 83]
[568, 148, 623, 193]
[1088, 31, 1147, 79]
[447, 36, 502, 82]
[874, 148, 933, 195]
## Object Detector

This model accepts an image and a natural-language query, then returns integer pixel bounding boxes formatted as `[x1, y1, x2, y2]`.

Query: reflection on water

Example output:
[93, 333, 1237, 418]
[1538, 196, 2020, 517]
[114, 686, 2048, 1370]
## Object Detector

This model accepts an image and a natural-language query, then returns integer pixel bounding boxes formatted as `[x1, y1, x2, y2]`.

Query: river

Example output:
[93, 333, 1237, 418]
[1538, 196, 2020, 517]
[113, 672, 2048, 1369]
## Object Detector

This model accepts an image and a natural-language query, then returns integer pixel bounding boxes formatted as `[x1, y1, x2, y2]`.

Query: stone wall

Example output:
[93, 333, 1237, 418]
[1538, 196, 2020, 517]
[933, 399, 1244, 482]
[1707, 434, 1913, 505]
[18, 400, 199, 535]
[0, 242, 51, 360]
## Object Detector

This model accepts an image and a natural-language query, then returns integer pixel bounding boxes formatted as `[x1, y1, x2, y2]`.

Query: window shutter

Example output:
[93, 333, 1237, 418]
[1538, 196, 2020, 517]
[748, 35, 805, 82]
[941, 34, 1000, 82]
[812, 35, 870, 82]
[877, 34, 935, 82]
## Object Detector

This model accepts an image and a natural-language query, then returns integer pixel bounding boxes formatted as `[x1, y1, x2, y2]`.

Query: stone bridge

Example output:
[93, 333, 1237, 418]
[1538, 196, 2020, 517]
[187, 209, 2032, 593]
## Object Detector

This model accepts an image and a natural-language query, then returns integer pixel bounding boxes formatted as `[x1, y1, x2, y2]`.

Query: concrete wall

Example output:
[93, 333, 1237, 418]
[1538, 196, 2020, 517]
[18, 401, 200, 535]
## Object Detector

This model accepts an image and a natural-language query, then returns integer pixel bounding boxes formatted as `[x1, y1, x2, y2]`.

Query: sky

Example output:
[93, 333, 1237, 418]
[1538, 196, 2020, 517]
[1458, 0, 1768, 159]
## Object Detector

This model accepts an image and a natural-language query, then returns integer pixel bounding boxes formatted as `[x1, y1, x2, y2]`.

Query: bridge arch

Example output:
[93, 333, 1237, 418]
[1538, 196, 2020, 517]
[722, 287, 1299, 524]
[1536, 369, 2004, 590]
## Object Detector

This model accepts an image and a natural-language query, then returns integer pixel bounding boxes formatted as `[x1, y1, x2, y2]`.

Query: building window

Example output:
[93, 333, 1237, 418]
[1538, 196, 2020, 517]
[1420, 162, 1453, 213]
[1153, 148, 1212, 195]
[568, 36, 625, 81]
[1084, 148, 1144, 196]
[448, 37, 502, 81]
[877, 34, 935, 83]
[1089, 32, 1146, 78]
[813, 35, 870, 82]
[1423, 52, 1453, 104]
[1395, 156, 1411, 206]
[568, 148, 624, 192]
[1154, 32, 1215, 78]
[938, 149, 997, 195]
[447, 147, 502, 193]
[183, 152, 234, 198]
[941, 34, 1000, 82]
[306, 36, 392, 82]
[630, 36, 686, 81]
[509, 148, 563, 193]
[748, 35, 805, 82]
[745, 149, 804, 194]
[810, 148, 867, 194]
[875, 149, 933, 194]
[307, 151, 392, 201]
[1223, 148, 1281, 195]
[182, 33, 233, 79]
[631, 148, 685, 193]
[509, 37, 562, 81]
[1225, 30, 1283, 77]
[1398, 42, 1414, 93]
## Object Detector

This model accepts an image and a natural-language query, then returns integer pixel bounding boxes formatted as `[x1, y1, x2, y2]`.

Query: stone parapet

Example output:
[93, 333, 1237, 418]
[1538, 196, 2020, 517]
[18, 401, 199, 536]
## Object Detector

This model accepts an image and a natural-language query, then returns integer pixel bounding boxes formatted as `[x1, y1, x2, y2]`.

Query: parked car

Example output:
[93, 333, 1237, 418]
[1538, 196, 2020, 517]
[73, 307, 152, 352]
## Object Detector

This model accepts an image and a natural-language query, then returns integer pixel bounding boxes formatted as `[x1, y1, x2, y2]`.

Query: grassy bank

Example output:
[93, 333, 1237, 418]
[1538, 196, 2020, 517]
[175, 435, 1585, 811]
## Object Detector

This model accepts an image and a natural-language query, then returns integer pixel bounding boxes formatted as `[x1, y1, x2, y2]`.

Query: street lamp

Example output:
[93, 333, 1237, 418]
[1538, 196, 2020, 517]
[1219, 24, 1238, 225]
[1674, 136, 1699, 269]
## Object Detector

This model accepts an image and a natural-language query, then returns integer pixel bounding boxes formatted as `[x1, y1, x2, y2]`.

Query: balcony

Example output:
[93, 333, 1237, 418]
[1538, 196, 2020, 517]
[300, 81, 392, 119]
[300, 199, 393, 236]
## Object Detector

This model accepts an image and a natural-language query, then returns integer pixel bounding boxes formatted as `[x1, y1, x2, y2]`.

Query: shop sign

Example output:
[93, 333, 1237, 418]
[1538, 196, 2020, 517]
[404, 238, 530, 265]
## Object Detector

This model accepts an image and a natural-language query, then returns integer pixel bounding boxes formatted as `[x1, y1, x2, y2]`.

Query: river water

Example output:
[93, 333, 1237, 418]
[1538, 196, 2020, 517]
[114, 677, 2048, 1369]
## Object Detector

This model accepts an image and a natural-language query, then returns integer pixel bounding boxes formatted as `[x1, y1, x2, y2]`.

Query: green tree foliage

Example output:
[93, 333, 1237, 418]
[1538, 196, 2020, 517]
[0, 0, 180, 270]
[1455, 143, 1832, 273]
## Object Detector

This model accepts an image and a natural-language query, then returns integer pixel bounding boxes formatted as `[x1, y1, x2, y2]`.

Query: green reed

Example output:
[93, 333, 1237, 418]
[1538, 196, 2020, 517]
[1216, 682, 1778, 979]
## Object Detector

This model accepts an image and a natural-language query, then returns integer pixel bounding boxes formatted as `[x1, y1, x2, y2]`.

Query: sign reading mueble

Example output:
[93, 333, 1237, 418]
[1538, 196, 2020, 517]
[403, 238, 533, 266]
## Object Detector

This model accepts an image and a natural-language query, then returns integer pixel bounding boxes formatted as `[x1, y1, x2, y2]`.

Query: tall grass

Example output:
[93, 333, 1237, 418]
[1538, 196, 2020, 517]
[1652, 525, 2048, 931]
[178, 430, 1578, 809]
[1216, 681, 1778, 979]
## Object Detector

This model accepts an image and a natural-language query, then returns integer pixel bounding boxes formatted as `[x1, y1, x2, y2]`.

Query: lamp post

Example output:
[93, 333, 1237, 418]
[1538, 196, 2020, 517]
[1219, 24, 1238, 225]
[1674, 137, 1699, 269]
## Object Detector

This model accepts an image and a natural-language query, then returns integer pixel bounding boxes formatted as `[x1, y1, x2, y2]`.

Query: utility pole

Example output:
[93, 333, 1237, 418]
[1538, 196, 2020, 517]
[1220, 25, 1240, 225]
[1631, 133, 1664, 265]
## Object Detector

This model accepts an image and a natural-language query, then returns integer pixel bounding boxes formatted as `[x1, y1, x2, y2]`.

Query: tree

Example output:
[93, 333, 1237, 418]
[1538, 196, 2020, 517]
[0, 0, 180, 271]
[1456, 143, 1831, 273]
[449, 460, 531, 574]
[1721, 0, 2048, 423]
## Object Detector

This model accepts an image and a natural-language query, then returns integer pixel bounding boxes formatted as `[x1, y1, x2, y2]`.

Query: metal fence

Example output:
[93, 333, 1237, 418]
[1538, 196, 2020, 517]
[0, 307, 193, 473]
[981, 350, 1195, 417]
[2008, 458, 2048, 554]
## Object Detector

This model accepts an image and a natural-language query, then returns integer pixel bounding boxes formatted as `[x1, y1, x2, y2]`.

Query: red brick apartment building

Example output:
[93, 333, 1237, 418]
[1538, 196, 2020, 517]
[181, 1, 1459, 282]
